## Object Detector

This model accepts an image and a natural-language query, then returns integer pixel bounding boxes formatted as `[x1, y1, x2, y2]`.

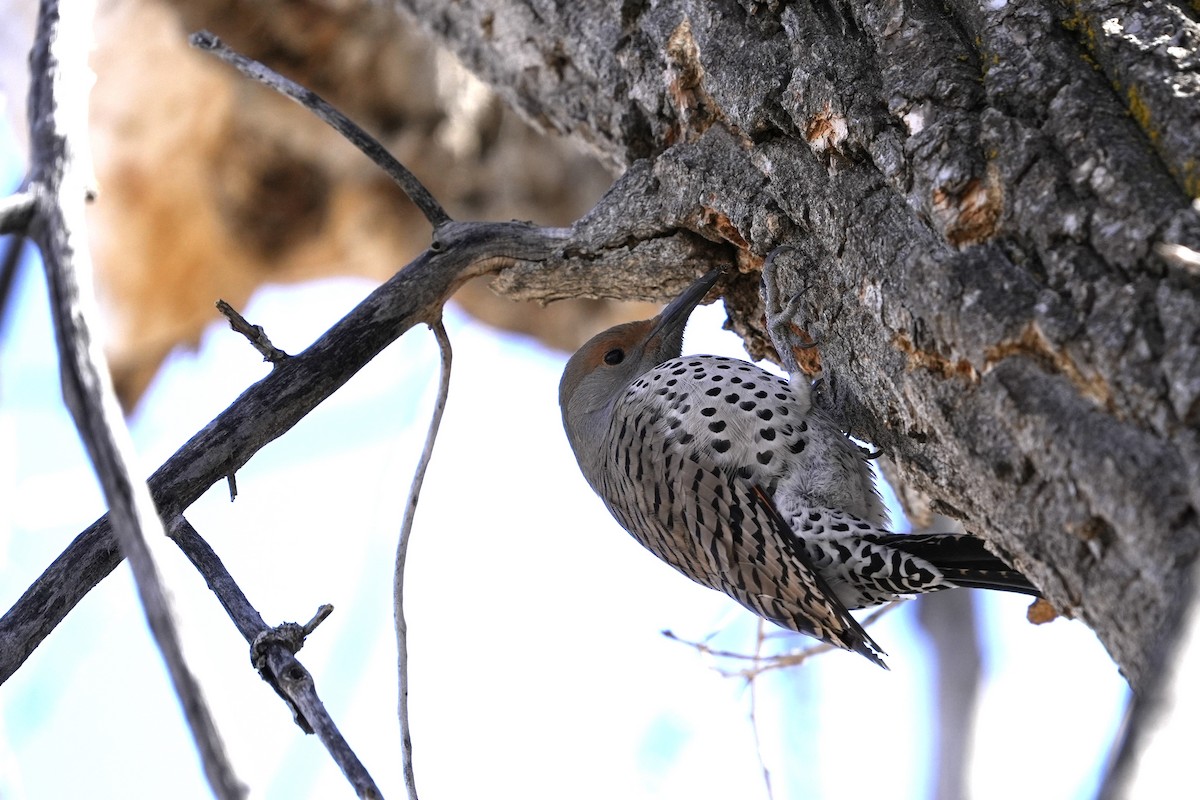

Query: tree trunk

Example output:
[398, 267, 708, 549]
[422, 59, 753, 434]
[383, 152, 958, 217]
[394, 0, 1200, 690]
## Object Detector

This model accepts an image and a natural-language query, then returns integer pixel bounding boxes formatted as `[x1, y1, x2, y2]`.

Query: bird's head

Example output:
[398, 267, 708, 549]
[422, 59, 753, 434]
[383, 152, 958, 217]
[559, 268, 725, 469]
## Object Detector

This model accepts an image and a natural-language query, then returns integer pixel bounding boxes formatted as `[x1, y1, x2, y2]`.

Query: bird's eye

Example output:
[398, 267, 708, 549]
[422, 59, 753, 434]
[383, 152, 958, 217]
[604, 348, 625, 365]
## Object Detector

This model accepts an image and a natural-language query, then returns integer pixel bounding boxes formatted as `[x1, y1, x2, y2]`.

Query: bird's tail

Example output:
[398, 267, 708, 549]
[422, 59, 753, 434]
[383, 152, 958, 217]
[864, 532, 1041, 597]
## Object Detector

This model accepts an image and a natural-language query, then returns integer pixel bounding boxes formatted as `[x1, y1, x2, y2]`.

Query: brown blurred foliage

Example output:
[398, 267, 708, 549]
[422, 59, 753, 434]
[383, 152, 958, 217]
[79, 0, 651, 407]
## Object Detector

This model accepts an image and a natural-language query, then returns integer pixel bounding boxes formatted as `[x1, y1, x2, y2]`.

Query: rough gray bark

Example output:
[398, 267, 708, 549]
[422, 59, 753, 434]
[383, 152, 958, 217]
[394, 0, 1200, 690]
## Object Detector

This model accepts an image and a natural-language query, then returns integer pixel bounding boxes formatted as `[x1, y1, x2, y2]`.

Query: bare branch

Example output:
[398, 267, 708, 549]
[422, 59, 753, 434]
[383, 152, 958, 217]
[395, 318, 454, 800]
[168, 517, 384, 798]
[0, 192, 35, 235]
[256, 644, 384, 799]
[302, 604, 335, 635]
[662, 603, 901, 679]
[217, 299, 290, 363]
[25, 2, 242, 797]
[188, 30, 451, 229]
[166, 516, 267, 640]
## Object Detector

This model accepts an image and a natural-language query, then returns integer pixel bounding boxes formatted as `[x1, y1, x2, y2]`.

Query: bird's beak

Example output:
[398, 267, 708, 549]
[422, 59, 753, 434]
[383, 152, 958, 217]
[647, 267, 726, 342]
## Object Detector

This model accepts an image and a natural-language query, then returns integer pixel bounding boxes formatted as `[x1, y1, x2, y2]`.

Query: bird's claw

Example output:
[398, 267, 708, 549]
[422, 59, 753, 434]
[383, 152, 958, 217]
[762, 246, 820, 377]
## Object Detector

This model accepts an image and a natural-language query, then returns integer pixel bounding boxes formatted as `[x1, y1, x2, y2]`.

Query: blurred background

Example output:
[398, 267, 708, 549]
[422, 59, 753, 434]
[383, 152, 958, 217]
[0, 1, 1128, 797]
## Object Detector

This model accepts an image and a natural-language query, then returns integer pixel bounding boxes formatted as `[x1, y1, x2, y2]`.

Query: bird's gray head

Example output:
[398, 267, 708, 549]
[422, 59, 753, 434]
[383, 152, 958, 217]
[559, 268, 725, 475]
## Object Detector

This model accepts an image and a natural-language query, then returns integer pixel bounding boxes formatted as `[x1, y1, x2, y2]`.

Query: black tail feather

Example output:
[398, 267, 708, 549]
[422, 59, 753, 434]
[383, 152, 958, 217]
[866, 532, 1041, 598]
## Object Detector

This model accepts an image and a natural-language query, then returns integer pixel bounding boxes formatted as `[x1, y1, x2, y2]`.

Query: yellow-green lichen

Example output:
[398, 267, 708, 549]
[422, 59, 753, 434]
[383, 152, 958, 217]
[1126, 85, 1162, 145]
[1182, 158, 1200, 200]
[1060, 4, 1102, 71]
[1060, 3, 1099, 53]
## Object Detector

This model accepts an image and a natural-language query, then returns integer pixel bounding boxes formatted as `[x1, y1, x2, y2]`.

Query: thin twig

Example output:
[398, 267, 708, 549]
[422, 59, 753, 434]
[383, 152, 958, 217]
[25, 2, 243, 798]
[749, 619, 775, 800]
[259, 645, 384, 800]
[169, 517, 384, 798]
[663, 602, 902, 679]
[395, 318, 453, 800]
[302, 604, 335, 634]
[217, 299, 290, 362]
[188, 31, 451, 229]
[166, 517, 267, 640]
[661, 629, 779, 662]
[670, 606, 897, 800]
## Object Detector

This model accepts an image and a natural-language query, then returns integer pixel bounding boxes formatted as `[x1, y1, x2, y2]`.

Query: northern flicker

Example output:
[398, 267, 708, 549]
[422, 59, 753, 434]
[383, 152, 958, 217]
[558, 265, 1039, 666]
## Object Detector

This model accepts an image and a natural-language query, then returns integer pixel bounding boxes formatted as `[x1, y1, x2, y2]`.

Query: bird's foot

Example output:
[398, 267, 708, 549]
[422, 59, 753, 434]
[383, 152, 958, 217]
[762, 246, 820, 380]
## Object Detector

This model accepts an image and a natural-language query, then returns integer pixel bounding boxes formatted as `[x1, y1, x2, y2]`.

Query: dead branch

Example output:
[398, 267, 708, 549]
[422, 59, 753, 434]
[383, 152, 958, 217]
[23, 2, 242, 796]
[217, 299, 290, 363]
[168, 517, 383, 799]
[662, 602, 901, 680]
[189, 31, 450, 230]
[0, 191, 35, 234]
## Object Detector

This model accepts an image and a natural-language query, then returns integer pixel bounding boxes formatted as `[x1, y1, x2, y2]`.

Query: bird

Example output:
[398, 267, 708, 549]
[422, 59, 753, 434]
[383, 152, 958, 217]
[558, 262, 1040, 666]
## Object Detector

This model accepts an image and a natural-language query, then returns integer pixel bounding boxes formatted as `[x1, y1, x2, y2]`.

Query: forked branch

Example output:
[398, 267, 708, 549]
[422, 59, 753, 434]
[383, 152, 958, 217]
[169, 517, 383, 799]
